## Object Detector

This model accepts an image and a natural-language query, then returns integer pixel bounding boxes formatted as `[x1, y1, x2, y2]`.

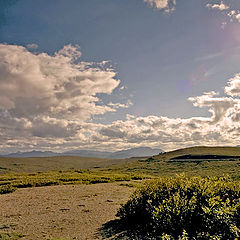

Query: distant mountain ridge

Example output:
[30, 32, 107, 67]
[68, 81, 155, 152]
[1, 147, 163, 159]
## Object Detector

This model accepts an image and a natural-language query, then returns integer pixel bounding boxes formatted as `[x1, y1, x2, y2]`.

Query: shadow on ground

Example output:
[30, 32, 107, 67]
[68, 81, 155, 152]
[98, 219, 153, 240]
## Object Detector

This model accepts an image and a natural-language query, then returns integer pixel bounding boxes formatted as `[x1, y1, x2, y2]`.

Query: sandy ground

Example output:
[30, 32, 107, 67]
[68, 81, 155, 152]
[0, 183, 135, 240]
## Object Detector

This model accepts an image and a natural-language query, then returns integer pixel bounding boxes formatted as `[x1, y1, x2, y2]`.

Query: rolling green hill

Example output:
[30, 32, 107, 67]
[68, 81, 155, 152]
[152, 146, 240, 161]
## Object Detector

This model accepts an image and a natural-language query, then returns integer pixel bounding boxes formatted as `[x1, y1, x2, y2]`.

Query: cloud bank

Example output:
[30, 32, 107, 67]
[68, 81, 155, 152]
[1, 44, 240, 152]
[95, 76, 240, 150]
[0, 44, 124, 152]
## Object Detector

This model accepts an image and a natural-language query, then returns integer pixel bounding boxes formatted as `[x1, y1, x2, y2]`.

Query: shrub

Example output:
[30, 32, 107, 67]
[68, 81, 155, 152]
[117, 175, 240, 239]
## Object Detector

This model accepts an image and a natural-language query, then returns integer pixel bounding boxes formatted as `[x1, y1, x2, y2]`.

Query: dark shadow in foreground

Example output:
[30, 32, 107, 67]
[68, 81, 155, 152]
[98, 219, 154, 240]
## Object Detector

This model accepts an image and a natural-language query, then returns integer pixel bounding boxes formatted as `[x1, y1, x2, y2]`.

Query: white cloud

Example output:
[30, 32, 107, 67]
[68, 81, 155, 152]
[108, 100, 133, 109]
[225, 74, 240, 96]
[119, 86, 126, 91]
[93, 73, 240, 151]
[206, 2, 229, 11]
[144, 0, 177, 13]
[206, 1, 240, 25]
[227, 10, 240, 22]
[0, 44, 122, 150]
[56, 44, 82, 60]
[188, 91, 237, 123]
[2, 44, 240, 152]
[0, 44, 120, 119]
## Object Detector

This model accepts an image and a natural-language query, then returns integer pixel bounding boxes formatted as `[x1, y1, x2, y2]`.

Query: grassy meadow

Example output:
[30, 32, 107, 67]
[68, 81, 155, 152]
[0, 155, 139, 174]
[1, 146, 240, 194]
[152, 146, 240, 161]
[1, 146, 240, 239]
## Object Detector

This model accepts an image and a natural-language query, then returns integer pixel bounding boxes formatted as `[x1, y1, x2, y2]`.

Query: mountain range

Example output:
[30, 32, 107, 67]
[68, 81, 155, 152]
[1, 147, 163, 159]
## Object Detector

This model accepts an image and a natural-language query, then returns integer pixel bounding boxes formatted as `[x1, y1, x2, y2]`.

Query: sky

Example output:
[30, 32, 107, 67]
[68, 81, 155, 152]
[1, 0, 240, 153]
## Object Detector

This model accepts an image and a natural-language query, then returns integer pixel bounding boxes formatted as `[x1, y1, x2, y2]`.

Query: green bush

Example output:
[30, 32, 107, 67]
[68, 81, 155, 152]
[117, 175, 240, 239]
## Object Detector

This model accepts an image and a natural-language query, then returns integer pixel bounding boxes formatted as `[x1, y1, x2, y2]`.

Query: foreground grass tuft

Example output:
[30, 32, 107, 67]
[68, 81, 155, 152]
[117, 175, 240, 239]
[0, 232, 24, 239]
[0, 184, 16, 194]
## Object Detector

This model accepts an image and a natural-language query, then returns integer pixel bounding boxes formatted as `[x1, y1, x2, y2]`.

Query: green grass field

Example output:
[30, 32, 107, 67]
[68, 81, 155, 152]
[1, 146, 240, 195]
[1, 146, 240, 239]
[0, 155, 138, 174]
[0, 169, 148, 194]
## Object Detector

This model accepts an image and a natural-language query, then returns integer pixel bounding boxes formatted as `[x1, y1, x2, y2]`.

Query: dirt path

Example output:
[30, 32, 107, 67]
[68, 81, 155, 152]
[0, 183, 135, 240]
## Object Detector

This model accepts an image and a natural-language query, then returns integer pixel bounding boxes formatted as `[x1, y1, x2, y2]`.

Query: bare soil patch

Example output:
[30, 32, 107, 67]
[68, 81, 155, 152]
[0, 183, 135, 240]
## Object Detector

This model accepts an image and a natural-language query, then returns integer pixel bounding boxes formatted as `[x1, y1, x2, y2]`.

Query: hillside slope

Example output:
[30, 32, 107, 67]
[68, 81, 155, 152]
[152, 146, 240, 161]
[0, 156, 138, 173]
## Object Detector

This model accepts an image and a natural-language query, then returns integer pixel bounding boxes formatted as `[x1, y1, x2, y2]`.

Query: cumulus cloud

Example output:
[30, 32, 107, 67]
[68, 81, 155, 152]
[0, 44, 126, 151]
[227, 10, 240, 22]
[0, 44, 121, 119]
[206, 2, 229, 11]
[92, 72, 240, 151]
[225, 74, 240, 96]
[2, 44, 240, 152]
[206, 1, 240, 25]
[188, 91, 237, 123]
[144, 0, 177, 13]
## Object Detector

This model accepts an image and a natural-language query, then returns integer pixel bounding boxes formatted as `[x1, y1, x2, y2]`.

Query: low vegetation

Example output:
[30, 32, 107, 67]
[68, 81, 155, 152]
[0, 232, 24, 240]
[0, 155, 138, 174]
[117, 175, 240, 239]
[0, 169, 148, 193]
[1, 146, 240, 195]
[0, 184, 16, 194]
[1, 146, 240, 239]
[152, 146, 240, 161]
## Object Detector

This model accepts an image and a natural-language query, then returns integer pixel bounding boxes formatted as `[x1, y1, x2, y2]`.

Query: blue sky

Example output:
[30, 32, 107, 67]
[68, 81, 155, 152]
[1, 0, 240, 152]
